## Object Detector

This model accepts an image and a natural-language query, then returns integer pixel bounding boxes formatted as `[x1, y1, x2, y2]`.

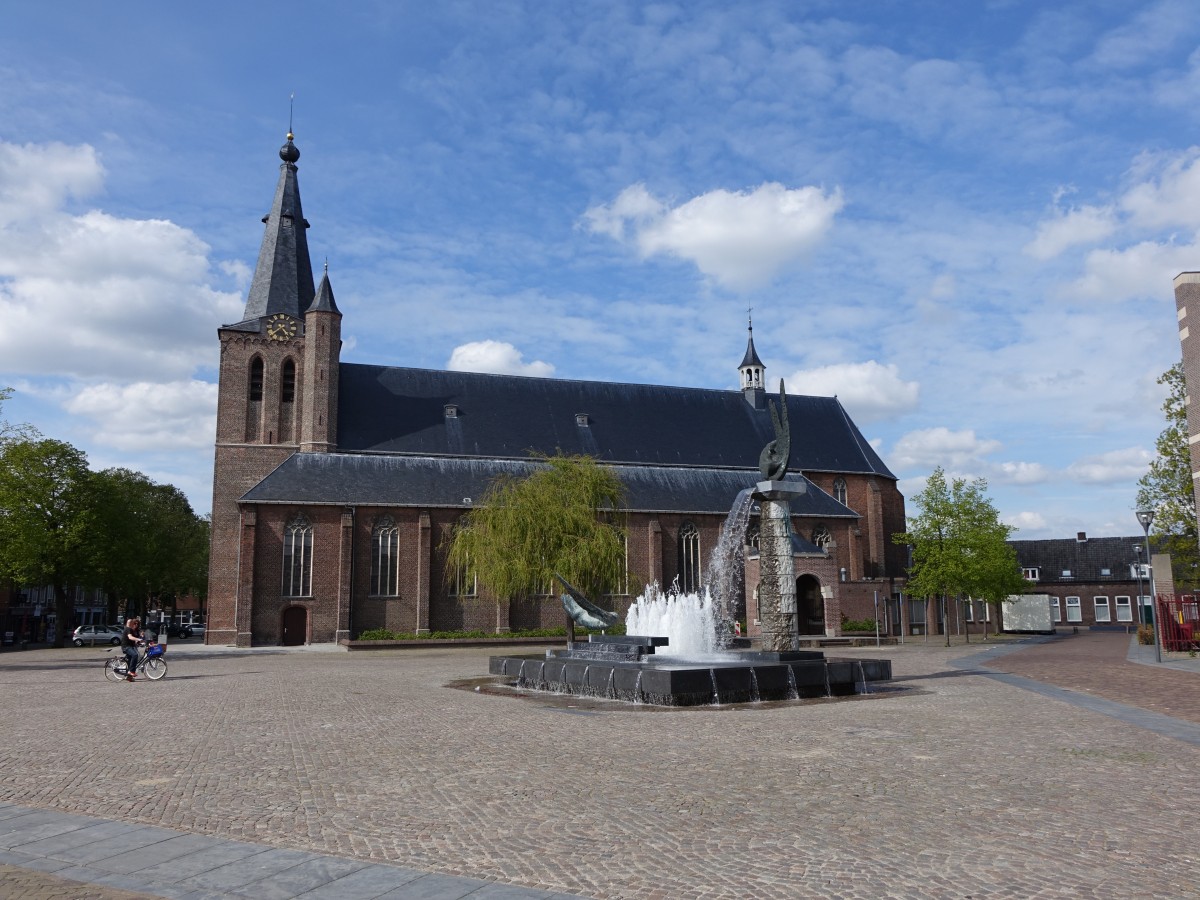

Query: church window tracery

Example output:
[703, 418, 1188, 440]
[282, 515, 313, 597]
[371, 517, 399, 597]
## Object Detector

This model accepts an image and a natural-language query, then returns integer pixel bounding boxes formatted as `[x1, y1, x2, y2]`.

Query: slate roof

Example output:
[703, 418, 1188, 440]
[1010, 535, 1145, 583]
[335, 364, 896, 478]
[239, 136, 316, 323]
[241, 453, 858, 518]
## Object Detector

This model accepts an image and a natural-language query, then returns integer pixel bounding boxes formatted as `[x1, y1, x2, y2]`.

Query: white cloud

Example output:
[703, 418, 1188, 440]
[1024, 204, 1117, 260]
[1119, 149, 1200, 231]
[890, 427, 1001, 470]
[1063, 237, 1200, 302]
[786, 360, 918, 424]
[585, 182, 843, 290]
[60, 380, 218, 451]
[0, 141, 104, 227]
[1066, 447, 1153, 484]
[1007, 511, 1047, 532]
[0, 140, 242, 381]
[993, 461, 1052, 486]
[447, 340, 555, 377]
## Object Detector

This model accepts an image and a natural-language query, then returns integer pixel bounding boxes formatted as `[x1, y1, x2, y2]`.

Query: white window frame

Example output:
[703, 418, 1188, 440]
[1065, 596, 1082, 623]
[679, 523, 701, 594]
[1022, 567, 1039, 581]
[1093, 596, 1111, 623]
[371, 518, 400, 597]
[1115, 596, 1132, 623]
[1050, 596, 1061, 623]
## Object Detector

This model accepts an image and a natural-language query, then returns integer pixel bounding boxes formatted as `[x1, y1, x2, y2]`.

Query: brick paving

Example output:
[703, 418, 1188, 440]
[0, 636, 1198, 899]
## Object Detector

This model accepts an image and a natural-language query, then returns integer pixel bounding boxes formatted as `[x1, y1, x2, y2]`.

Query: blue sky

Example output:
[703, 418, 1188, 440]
[1, 0, 1198, 539]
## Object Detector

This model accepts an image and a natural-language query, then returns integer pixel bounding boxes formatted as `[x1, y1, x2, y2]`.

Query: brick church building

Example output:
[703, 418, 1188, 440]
[205, 133, 909, 647]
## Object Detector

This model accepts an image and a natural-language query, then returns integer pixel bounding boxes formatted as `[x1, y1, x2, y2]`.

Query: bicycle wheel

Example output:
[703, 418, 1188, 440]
[142, 657, 167, 680]
[104, 658, 125, 683]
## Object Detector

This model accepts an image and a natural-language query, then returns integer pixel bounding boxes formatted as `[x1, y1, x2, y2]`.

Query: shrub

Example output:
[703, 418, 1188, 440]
[1137, 624, 1156, 645]
[353, 623, 625, 641]
[841, 618, 877, 632]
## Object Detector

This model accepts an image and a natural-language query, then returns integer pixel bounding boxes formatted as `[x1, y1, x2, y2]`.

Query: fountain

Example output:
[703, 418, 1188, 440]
[488, 381, 893, 705]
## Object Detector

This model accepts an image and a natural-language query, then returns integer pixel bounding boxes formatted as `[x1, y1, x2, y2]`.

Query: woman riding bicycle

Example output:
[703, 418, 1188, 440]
[121, 617, 146, 682]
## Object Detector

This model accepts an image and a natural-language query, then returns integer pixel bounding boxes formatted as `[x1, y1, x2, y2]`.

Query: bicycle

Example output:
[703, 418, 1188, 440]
[104, 642, 167, 682]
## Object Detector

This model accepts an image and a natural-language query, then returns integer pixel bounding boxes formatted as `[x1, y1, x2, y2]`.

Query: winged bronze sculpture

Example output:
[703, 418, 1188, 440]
[555, 573, 621, 630]
[758, 379, 791, 481]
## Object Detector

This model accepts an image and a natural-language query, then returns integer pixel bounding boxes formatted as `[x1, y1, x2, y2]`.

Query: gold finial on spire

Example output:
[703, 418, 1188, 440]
[288, 92, 295, 141]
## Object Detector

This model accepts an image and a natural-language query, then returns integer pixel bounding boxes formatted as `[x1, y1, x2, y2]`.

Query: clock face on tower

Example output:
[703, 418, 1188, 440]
[265, 313, 298, 341]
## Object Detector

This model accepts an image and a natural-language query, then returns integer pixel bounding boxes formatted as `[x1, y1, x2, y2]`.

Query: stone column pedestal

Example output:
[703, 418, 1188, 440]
[754, 480, 806, 652]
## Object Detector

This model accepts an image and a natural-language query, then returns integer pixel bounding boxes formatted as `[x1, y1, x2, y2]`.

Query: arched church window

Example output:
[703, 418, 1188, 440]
[371, 516, 399, 597]
[249, 357, 264, 403]
[679, 523, 701, 594]
[607, 528, 629, 596]
[812, 525, 831, 548]
[281, 359, 296, 404]
[833, 478, 847, 506]
[282, 515, 313, 597]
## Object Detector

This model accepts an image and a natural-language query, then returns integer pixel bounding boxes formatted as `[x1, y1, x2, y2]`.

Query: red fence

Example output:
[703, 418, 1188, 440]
[1157, 594, 1200, 652]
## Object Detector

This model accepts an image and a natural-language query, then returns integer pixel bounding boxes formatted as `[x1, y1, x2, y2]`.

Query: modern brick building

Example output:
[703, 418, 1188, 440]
[205, 134, 909, 647]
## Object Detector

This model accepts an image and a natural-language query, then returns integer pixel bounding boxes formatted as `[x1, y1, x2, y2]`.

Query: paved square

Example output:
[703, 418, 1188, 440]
[0, 634, 1197, 898]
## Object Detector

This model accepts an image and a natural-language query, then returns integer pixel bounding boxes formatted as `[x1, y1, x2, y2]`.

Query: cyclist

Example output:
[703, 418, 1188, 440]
[121, 617, 146, 682]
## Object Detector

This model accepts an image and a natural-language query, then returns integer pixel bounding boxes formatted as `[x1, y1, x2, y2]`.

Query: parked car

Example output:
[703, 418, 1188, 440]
[72, 625, 122, 646]
[187, 624, 205, 638]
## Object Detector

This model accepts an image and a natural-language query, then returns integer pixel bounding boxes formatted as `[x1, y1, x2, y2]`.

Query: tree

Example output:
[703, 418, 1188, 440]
[88, 468, 209, 622]
[1136, 362, 1200, 590]
[893, 467, 1026, 644]
[0, 439, 94, 646]
[0, 387, 40, 446]
[444, 454, 628, 637]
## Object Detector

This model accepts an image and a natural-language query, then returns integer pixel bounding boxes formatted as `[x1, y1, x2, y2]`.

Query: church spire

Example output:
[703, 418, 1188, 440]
[739, 308, 765, 392]
[240, 130, 316, 322]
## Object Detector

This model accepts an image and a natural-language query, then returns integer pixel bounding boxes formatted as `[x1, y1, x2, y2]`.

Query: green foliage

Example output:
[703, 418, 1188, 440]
[894, 467, 1027, 609]
[0, 439, 95, 646]
[89, 468, 209, 616]
[444, 454, 628, 604]
[0, 387, 41, 447]
[841, 617, 878, 632]
[1136, 363, 1200, 590]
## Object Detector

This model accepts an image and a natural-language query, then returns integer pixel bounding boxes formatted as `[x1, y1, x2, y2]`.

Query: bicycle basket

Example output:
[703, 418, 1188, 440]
[147, 644, 164, 658]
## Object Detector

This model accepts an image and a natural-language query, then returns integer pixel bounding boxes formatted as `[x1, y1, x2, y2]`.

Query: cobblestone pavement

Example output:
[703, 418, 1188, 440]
[0, 634, 1198, 899]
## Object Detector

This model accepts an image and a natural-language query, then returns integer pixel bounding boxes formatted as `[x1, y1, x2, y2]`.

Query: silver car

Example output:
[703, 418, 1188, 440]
[72, 625, 123, 646]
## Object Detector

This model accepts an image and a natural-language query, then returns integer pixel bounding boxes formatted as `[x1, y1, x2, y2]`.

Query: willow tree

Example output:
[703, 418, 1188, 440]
[444, 454, 628, 636]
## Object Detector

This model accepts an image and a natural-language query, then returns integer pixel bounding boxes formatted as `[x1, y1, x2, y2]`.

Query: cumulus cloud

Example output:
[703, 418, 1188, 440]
[1007, 511, 1047, 532]
[992, 461, 1051, 486]
[584, 182, 843, 290]
[1066, 447, 1153, 484]
[785, 360, 918, 424]
[890, 427, 1002, 470]
[1063, 237, 1200, 302]
[0, 140, 242, 381]
[447, 340, 555, 377]
[0, 141, 104, 227]
[60, 380, 218, 451]
[1119, 149, 1200, 230]
[1024, 204, 1117, 260]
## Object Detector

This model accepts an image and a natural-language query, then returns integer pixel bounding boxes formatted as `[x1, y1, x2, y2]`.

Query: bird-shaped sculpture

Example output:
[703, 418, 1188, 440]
[758, 379, 791, 481]
[555, 573, 621, 630]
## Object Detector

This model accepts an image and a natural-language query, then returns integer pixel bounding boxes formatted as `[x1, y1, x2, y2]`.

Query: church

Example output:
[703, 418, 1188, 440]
[205, 133, 909, 647]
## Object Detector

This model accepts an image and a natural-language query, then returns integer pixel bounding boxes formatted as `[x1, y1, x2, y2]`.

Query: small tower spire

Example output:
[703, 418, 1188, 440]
[739, 307, 765, 394]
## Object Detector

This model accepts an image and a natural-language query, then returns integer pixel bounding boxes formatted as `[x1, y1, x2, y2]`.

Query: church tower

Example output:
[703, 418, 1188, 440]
[739, 312, 766, 409]
[206, 131, 339, 646]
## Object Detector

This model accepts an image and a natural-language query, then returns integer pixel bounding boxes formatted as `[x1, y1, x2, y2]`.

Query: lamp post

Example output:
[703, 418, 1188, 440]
[1132, 545, 1145, 629]
[1135, 509, 1161, 663]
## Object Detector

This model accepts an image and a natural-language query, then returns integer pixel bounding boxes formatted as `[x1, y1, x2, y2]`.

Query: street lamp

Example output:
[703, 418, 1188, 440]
[1133, 545, 1145, 628]
[1135, 508, 1162, 663]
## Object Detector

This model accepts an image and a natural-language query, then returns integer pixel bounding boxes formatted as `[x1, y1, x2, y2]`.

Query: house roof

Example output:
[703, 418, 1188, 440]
[241, 453, 859, 518]
[1010, 535, 1146, 583]
[335, 364, 896, 479]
